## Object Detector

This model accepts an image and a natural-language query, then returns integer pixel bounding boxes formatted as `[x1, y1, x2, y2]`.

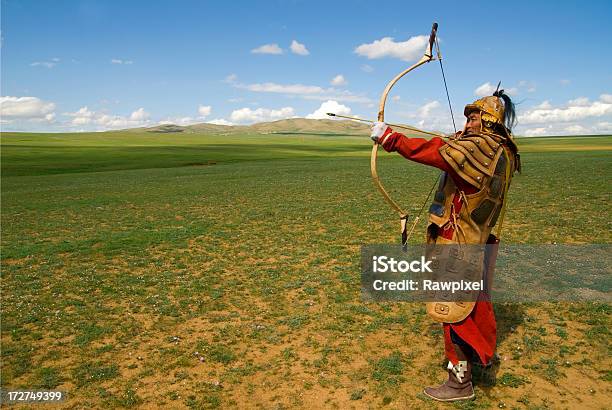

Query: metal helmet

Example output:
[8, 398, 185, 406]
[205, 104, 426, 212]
[464, 95, 505, 128]
[464, 93, 519, 155]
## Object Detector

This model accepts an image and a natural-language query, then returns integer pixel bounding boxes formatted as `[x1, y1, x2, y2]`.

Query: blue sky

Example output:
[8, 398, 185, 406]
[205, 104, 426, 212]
[1, 0, 611, 135]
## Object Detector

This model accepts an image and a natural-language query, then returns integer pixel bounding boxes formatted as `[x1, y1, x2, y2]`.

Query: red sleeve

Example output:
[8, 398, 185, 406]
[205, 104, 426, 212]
[379, 130, 453, 173]
[378, 129, 479, 193]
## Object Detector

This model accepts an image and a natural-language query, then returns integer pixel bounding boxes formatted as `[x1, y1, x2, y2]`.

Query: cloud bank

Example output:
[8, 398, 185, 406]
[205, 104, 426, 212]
[355, 35, 429, 61]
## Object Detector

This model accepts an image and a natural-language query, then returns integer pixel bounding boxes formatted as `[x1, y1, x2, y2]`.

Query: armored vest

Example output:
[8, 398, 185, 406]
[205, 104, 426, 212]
[427, 132, 518, 245]
[425, 131, 518, 323]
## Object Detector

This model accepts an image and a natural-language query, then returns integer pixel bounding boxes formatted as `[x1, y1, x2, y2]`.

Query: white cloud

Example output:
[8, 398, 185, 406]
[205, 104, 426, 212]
[68, 106, 95, 125]
[518, 80, 536, 93]
[524, 127, 549, 137]
[156, 106, 212, 125]
[565, 121, 612, 134]
[568, 97, 590, 107]
[397, 99, 454, 133]
[392, 95, 401, 102]
[520, 120, 612, 137]
[231, 79, 372, 104]
[65, 106, 152, 129]
[30, 61, 57, 68]
[229, 106, 295, 124]
[306, 100, 351, 119]
[330, 75, 347, 86]
[515, 94, 612, 136]
[518, 95, 612, 124]
[474, 82, 496, 97]
[474, 82, 517, 97]
[158, 117, 199, 126]
[595, 121, 612, 132]
[198, 105, 212, 117]
[130, 107, 150, 121]
[93, 114, 122, 127]
[564, 124, 587, 134]
[0, 96, 56, 121]
[361, 64, 374, 73]
[290, 40, 309, 56]
[229, 75, 371, 103]
[598, 94, 612, 103]
[560, 79, 571, 86]
[236, 82, 324, 94]
[97, 115, 129, 128]
[111, 59, 133, 65]
[207, 118, 234, 126]
[354, 35, 428, 61]
[251, 43, 283, 55]
[417, 100, 440, 118]
[534, 100, 552, 110]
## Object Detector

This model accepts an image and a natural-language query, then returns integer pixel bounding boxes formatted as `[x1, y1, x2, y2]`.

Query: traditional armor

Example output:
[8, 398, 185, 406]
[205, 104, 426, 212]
[428, 92, 520, 245]
[426, 95, 520, 323]
[428, 132, 517, 245]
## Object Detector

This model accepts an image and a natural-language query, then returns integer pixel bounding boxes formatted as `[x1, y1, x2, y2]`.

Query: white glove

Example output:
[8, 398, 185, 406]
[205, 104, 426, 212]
[370, 121, 389, 143]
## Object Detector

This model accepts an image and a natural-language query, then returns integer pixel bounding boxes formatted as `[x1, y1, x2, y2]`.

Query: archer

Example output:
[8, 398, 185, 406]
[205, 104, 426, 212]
[370, 90, 520, 401]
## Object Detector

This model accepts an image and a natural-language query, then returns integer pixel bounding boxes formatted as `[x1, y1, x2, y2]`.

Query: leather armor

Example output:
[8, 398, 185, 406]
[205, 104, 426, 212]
[427, 132, 517, 245]
[425, 131, 518, 323]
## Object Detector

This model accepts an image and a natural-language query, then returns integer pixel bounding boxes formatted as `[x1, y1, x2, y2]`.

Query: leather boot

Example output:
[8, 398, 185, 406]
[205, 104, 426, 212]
[472, 353, 500, 387]
[423, 344, 475, 402]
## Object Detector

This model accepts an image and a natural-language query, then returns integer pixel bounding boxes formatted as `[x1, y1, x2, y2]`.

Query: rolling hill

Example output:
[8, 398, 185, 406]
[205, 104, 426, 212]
[135, 118, 371, 135]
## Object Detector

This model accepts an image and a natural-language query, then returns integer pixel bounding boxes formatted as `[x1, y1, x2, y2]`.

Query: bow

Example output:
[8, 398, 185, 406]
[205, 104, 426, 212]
[372, 22, 455, 246]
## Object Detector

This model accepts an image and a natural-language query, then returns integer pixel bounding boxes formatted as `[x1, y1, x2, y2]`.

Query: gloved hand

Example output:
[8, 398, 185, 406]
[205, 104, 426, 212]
[370, 121, 390, 143]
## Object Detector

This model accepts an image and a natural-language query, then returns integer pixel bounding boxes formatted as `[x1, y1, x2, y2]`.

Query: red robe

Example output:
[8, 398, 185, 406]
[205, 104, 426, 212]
[380, 130, 497, 366]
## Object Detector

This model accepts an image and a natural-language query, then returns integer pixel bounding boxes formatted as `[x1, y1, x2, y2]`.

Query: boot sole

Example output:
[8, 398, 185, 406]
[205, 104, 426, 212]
[422, 390, 475, 402]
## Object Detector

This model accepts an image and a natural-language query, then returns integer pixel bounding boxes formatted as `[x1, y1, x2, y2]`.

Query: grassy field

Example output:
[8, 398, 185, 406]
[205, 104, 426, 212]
[1, 131, 611, 409]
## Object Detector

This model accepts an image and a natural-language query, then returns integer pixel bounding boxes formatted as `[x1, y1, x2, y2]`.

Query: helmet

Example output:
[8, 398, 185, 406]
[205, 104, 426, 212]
[464, 96, 505, 129]
[464, 93, 518, 154]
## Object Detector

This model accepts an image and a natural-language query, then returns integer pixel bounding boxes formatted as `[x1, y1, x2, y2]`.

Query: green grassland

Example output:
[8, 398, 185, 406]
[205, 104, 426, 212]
[1, 131, 611, 408]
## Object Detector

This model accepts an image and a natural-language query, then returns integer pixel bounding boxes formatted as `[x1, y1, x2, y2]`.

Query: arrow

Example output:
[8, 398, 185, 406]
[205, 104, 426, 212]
[326, 112, 449, 139]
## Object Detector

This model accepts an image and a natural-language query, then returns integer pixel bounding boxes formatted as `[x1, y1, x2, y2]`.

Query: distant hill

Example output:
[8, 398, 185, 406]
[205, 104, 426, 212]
[132, 118, 371, 135]
[245, 118, 369, 134]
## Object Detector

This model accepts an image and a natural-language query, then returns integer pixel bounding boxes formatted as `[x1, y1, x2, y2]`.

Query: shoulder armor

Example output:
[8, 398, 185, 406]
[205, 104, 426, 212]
[439, 133, 504, 189]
